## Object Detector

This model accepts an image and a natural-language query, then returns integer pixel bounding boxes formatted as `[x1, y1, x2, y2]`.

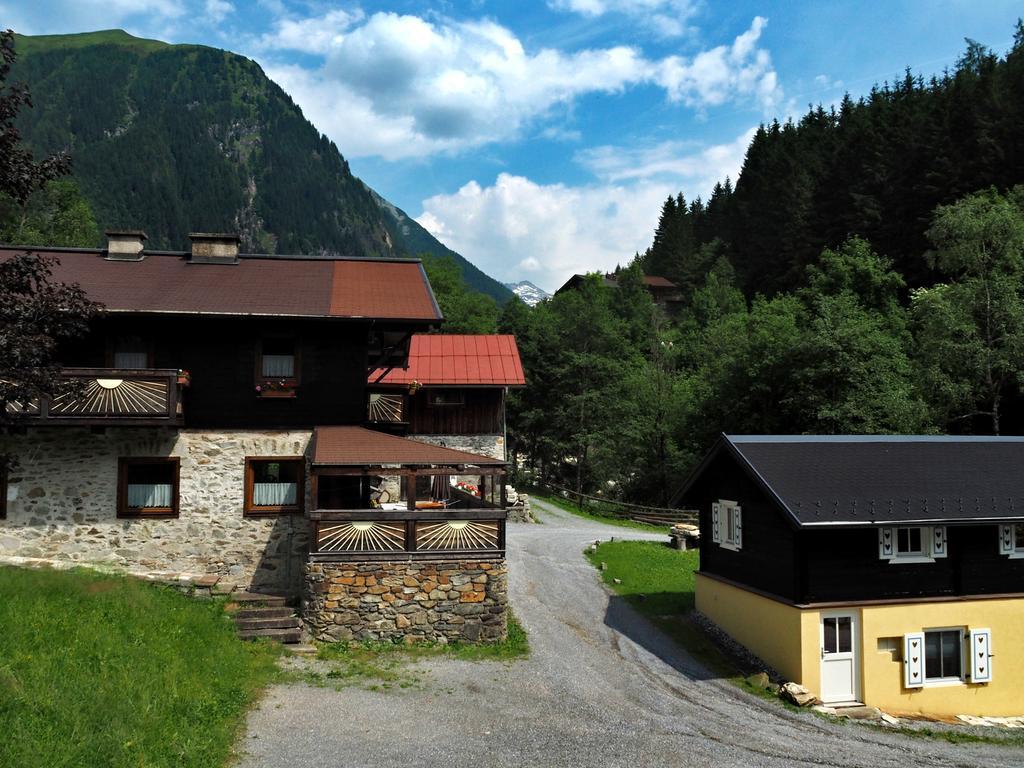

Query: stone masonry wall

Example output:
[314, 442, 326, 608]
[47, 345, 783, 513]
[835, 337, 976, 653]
[304, 558, 507, 643]
[0, 427, 312, 593]
[410, 434, 505, 461]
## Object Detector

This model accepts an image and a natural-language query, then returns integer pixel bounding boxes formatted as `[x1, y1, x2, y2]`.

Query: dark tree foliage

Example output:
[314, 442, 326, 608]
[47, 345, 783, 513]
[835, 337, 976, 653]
[0, 28, 102, 447]
[642, 25, 1024, 298]
[0, 30, 68, 204]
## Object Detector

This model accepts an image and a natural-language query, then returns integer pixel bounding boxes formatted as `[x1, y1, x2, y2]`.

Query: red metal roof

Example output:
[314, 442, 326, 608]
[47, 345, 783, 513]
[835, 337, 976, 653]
[312, 426, 506, 466]
[369, 334, 526, 386]
[0, 247, 442, 321]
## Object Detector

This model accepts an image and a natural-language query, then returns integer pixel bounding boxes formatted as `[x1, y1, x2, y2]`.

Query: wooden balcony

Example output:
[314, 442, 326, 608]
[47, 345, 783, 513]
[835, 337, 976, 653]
[6, 368, 184, 426]
[309, 507, 507, 561]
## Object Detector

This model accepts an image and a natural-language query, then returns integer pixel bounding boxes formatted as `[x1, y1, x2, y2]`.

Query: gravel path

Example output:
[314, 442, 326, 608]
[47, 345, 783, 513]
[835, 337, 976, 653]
[238, 499, 1021, 767]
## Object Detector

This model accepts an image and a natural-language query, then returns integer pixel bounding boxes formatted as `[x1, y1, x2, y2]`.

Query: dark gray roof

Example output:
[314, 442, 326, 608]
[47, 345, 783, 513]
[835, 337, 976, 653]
[696, 435, 1024, 527]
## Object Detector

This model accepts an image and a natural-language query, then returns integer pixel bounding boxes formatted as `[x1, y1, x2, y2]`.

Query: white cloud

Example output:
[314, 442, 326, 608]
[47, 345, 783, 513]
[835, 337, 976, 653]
[204, 0, 233, 24]
[576, 126, 755, 186]
[655, 16, 781, 111]
[550, 0, 699, 38]
[416, 128, 754, 291]
[262, 12, 779, 160]
[255, 8, 363, 54]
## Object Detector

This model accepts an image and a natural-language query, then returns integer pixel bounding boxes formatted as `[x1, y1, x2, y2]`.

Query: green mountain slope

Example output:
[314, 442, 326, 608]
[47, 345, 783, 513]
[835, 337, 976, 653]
[11, 29, 512, 301]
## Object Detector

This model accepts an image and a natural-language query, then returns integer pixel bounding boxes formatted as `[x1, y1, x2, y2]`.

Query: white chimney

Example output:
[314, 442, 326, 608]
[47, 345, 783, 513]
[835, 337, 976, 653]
[189, 232, 240, 265]
[105, 230, 147, 260]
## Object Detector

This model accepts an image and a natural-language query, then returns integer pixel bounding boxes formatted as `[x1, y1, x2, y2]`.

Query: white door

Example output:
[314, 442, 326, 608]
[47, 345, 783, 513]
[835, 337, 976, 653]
[820, 612, 859, 704]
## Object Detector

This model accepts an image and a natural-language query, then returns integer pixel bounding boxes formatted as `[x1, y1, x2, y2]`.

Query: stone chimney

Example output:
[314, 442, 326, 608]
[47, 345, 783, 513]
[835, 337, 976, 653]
[105, 230, 148, 260]
[189, 232, 240, 265]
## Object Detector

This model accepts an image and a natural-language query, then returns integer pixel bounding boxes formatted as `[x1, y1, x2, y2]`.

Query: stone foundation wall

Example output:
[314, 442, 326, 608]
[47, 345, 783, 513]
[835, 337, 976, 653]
[0, 427, 313, 592]
[303, 558, 507, 643]
[409, 434, 505, 461]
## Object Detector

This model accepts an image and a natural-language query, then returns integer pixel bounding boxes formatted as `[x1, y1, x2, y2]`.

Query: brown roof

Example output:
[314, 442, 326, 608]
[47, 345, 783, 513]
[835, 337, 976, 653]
[642, 275, 677, 289]
[0, 247, 442, 321]
[369, 334, 525, 386]
[312, 426, 506, 466]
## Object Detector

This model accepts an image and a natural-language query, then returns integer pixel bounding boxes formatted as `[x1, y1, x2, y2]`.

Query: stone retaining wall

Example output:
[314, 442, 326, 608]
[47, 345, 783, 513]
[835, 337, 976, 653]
[409, 433, 505, 461]
[303, 558, 508, 643]
[0, 427, 312, 593]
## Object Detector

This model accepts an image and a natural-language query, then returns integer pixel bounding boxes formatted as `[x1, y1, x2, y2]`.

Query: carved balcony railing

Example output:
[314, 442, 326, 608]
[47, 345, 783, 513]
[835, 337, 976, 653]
[6, 368, 184, 426]
[309, 508, 507, 561]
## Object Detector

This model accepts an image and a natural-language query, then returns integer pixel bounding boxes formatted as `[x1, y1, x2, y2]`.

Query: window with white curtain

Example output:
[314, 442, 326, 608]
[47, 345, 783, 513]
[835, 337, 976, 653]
[260, 339, 296, 378]
[118, 458, 179, 517]
[245, 458, 303, 515]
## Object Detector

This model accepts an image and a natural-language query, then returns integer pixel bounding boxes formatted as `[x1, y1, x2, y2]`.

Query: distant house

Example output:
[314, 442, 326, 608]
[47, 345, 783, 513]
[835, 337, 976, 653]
[675, 434, 1024, 716]
[367, 334, 525, 461]
[1, 232, 511, 644]
[555, 272, 682, 312]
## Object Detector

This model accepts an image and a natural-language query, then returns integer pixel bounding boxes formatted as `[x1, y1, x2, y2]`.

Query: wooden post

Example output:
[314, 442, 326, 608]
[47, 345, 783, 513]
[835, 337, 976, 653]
[407, 469, 417, 511]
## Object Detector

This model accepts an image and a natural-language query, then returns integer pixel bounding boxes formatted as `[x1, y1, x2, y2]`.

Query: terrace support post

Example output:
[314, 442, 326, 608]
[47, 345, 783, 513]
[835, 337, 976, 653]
[407, 469, 417, 511]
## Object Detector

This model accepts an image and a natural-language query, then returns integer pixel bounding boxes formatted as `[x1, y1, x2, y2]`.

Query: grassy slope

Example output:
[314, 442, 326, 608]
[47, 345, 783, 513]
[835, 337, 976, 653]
[14, 29, 171, 55]
[0, 566, 280, 768]
[532, 492, 670, 534]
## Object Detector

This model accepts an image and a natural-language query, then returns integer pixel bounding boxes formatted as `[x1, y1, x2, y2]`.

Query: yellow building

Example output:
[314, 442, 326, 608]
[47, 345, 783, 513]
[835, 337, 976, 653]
[677, 435, 1024, 716]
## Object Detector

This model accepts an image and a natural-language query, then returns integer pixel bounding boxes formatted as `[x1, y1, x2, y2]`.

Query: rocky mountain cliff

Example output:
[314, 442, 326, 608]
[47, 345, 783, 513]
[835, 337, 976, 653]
[11, 29, 512, 302]
[504, 281, 552, 306]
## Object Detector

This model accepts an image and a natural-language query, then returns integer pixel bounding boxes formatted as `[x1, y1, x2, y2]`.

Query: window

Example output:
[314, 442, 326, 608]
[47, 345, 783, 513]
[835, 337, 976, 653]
[256, 338, 299, 397]
[244, 457, 304, 516]
[897, 526, 923, 556]
[823, 616, 852, 655]
[112, 335, 150, 369]
[117, 458, 180, 518]
[711, 500, 742, 551]
[878, 525, 946, 562]
[999, 523, 1024, 557]
[428, 390, 465, 406]
[905, 627, 992, 688]
[924, 629, 962, 682]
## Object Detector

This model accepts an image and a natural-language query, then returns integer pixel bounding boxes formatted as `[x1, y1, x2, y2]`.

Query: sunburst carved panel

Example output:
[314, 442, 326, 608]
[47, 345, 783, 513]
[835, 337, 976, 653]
[367, 392, 404, 422]
[317, 521, 406, 552]
[49, 378, 169, 416]
[415, 520, 500, 550]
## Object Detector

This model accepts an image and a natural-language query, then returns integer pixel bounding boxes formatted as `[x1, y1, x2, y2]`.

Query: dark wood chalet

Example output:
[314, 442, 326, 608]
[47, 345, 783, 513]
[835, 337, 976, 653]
[675, 434, 1024, 716]
[366, 334, 525, 460]
[0, 232, 512, 644]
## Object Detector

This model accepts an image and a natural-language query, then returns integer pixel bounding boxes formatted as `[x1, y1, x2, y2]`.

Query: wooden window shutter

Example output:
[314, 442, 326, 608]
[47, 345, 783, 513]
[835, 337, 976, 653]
[733, 506, 743, 549]
[969, 628, 992, 684]
[904, 632, 925, 688]
[878, 527, 895, 559]
[998, 524, 1014, 555]
[931, 526, 948, 558]
[711, 503, 721, 544]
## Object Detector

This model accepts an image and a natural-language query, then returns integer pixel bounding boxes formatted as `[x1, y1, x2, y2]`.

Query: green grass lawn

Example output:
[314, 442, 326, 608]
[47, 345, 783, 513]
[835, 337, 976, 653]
[532, 492, 670, 534]
[0, 566, 281, 768]
[309, 612, 529, 690]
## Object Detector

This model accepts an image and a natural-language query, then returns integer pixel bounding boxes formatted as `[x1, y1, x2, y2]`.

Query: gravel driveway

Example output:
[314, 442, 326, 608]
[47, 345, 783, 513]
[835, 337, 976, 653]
[238, 499, 1022, 767]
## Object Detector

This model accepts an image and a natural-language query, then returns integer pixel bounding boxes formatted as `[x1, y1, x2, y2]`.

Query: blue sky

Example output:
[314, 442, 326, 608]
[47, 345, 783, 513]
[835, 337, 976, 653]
[3, 1, 1021, 291]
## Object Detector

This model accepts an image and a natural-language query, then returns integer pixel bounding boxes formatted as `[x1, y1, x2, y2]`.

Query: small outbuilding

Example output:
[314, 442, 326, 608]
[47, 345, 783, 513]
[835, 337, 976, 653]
[675, 434, 1024, 716]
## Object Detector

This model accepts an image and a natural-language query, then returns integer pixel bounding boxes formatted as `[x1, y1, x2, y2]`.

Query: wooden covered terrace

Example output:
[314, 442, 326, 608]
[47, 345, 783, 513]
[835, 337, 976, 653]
[308, 426, 508, 561]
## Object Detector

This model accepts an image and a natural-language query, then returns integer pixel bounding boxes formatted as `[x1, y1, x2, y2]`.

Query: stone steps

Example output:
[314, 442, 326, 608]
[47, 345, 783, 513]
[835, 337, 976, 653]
[227, 592, 303, 645]
[235, 616, 302, 631]
[237, 626, 304, 643]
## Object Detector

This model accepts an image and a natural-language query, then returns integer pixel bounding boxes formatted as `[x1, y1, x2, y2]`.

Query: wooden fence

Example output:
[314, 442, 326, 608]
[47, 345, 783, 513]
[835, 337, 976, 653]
[542, 483, 698, 528]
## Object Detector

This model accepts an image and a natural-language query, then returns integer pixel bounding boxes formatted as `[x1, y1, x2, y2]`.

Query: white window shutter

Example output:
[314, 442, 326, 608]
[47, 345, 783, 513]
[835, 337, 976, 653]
[998, 525, 1014, 555]
[931, 526, 948, 558]
[969, 628, 992, 683]
[711, 503, 721, 544]
[904, 632, 925, 688]
[733, 506, 743, 549]
[879, 527, 895, 559]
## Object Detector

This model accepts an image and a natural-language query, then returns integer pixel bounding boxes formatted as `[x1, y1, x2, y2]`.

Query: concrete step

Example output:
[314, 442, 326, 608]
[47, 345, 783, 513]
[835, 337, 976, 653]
[233, 606, 296, 620]
[238, 627, 303, 643]
[228, 591, 289, 607]
[234, 616, 301, 631]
